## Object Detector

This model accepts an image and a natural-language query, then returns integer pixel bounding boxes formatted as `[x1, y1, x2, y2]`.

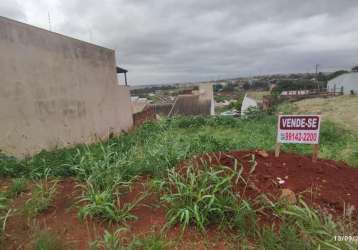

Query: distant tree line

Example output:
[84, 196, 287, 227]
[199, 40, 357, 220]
[131, 85, 175, 95]
[271, 68, 357, 93]
[324, 70, 348, 81]
[213, 83, 239, 92]
[243, 81, 270, 91]
[272, 80, 318, 93]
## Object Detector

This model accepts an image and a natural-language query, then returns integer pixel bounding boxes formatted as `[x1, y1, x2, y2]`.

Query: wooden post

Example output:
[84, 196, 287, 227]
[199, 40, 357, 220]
[312, 144, 319, 162]
[275, 142, 281, 157]
[275, 112, 283, 158]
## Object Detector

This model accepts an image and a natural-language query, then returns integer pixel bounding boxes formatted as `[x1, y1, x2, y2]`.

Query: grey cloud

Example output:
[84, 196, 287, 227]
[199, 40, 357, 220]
[2, 0, 358, 84]
[0, 1, 26, 21]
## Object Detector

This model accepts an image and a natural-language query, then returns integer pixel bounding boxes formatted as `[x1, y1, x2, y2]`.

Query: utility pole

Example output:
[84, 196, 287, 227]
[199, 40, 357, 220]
[315, 64, 319, 90]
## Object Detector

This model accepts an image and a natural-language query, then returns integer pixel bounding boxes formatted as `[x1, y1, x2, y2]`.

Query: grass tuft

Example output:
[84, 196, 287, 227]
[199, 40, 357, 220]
[24, 170, 58, 217]
[7, 178, 27, 198]
[32, 230, 66, 250]
[159, 159, 256, 233]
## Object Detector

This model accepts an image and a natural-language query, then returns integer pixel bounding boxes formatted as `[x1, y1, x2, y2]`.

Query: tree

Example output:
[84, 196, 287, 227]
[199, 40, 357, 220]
[242, 82, 250, 90]
[213, 84, 223, 92]
[222, 83, 236, 92]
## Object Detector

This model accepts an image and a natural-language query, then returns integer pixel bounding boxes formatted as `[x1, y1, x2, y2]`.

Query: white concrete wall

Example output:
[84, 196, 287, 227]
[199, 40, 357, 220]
[0, 17, 133, 157]
[241, 94, 258, 116]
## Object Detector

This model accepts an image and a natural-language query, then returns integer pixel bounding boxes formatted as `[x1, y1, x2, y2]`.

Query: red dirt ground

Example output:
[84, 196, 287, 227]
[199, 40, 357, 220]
[3, 179, 227, 249]
[2, 150, 358, 249]
[3, 178, 104, 249]
[187, 150, 358, 216]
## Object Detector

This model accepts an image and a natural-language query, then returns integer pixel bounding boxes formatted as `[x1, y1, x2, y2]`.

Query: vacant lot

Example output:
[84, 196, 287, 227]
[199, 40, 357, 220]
[246, 91, 270, 102]
[279, 95, 358, 134]
[1, 115, 358, 249]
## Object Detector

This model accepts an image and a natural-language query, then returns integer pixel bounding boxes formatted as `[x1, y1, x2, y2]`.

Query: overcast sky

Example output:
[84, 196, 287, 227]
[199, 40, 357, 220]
[1, 0, 358, 85]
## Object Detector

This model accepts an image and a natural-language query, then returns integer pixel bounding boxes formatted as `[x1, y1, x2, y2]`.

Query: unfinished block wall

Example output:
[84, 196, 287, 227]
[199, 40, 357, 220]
[0, 17, 133, 157]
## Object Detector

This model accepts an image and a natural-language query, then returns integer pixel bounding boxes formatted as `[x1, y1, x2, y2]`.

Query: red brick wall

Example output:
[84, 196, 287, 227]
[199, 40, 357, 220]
[133, 105, 156, 127]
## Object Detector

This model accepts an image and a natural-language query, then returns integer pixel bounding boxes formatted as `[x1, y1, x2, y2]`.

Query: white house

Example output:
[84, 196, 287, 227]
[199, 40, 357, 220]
[327, 72, 358, 95]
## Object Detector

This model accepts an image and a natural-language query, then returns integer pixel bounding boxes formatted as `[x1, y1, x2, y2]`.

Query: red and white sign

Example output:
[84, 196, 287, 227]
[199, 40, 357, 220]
[277, 115, 321, 144]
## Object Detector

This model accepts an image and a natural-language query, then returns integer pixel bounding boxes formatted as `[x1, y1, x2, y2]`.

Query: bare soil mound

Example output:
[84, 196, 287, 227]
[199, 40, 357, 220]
[183, 150, 358, 216]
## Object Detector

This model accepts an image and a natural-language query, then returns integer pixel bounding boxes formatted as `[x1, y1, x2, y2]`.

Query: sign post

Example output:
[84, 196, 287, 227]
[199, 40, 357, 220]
[276, 114, 321, 161]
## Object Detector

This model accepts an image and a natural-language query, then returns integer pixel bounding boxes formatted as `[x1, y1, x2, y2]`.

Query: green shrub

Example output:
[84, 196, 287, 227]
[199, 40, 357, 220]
[0, 152, 25, 178]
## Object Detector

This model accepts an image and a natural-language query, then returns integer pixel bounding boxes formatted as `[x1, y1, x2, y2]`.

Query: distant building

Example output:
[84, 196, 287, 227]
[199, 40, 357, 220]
[327, 72, 358, 94]
[168, 83, 214, 117]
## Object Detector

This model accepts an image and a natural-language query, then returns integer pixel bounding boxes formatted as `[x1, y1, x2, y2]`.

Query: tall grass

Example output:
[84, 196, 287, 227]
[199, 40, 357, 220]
[7, 178, 27, 198]
[256, 198, 357, 249]
[1, 114, 357, 180]
[77, 180, 144, 223]
[0, 114, 357, 247]
[157, 158, 257, 234]
[24, 170, 58, 217]
[0, 192, 12, 244]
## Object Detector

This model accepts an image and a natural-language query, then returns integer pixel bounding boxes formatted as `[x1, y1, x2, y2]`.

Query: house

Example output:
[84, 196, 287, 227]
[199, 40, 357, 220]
[327, 72, 358, 95]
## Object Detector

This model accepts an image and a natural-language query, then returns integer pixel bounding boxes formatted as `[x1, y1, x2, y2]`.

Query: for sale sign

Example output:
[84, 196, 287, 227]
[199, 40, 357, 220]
[277, 115, 321, 144]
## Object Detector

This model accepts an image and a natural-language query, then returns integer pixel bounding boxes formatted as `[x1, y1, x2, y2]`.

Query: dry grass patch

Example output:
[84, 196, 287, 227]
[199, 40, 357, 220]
[246, 91, 271, 102]
[279, 95, 358, 134]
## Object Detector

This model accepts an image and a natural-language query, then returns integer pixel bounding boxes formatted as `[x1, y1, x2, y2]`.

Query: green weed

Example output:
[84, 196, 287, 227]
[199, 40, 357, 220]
[24, 170, 58, 217]
[77, 181, 139, 223]
[159, 158, 256, 233]
[130, 233, 169, 250]
[90, 229, 126, 250]
[280, 199, 356, 249]
[32, 230, 66, 250]
[0, 115, 357, 247]
[78, 186, 120, 222]
[256, 198, 358, 249]
[7, 178, 27, 198]
[1, 114, 357, 181]
[0, 193, 12, 244]
[0, 152, 25, 178]
[90, 228, 169, 250]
